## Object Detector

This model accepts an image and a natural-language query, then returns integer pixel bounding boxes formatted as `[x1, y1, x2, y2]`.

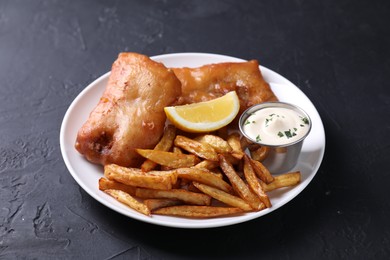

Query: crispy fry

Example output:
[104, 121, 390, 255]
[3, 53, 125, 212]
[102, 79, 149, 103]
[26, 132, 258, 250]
[261, 171, 301, 192]
[239, 136, 261, 151]
[153, 205, 243, 218]
[104, 189, 151, 216]
[176, 167, 233, 193]
[135, 188, 211, 205]
[243, 155, 271, 208]
[144, 199, 182, 211]
[174, 135, 218, 161]
[223, 153, 241, 166]
[160, 145, 185, 171]
[193, 182, 252, 211]
[160, 165, 172, 171]
[194, 134, 233, 154]
[104, 164, 174, 190]
[141, 125, 176, 172]
[173, 146, 183, 154]
[249, 159, 274, 184]
[240, 137, 269, 161]
[194, 160, 220, 170]
[187, 182, 202, 193]
[240, 136, 253, 150]
[144, 169, 178, 184]
[218, 154, 264, 210]
[136, 149, 198, 168]
[209, 167, 223, 178]
[250, 146, 270, 162]
[98, 177, 136, 196]
[227, 132, 245, 159]
[179, 177, 191, 187]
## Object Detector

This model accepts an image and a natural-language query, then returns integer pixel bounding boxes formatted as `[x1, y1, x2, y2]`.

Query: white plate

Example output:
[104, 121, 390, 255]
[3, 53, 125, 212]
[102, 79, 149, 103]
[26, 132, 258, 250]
[60, 53, 325, 229]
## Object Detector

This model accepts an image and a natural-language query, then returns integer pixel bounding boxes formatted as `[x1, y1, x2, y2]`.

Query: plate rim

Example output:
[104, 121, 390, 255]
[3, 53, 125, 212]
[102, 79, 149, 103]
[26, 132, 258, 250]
[60, 52, 325, 229]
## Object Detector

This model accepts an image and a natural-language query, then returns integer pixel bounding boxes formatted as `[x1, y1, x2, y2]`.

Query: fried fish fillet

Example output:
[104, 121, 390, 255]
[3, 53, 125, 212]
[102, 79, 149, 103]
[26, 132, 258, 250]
[75, 53, 182, 167]
[173, 60, 277, 116]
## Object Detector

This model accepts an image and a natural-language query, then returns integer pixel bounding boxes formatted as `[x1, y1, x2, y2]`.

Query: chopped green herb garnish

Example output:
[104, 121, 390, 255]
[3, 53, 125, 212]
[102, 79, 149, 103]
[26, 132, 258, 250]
[293, 127, 297, 131]
[244, 120, 251, 125]
[256, 135, 261, 142]
[265, 115, 275, 127]
[301, 117, 309, 125]
[300, 124, 304, 127]
[284, 129, 296, 138]
[278, 131, 284, 137]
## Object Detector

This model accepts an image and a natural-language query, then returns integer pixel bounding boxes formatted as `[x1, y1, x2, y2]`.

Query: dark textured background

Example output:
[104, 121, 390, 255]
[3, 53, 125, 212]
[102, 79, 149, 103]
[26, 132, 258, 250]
[1, 0, 389, 259]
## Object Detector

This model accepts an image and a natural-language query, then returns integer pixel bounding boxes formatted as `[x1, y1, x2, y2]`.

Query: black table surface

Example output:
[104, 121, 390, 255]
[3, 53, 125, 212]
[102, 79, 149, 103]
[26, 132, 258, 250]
[1, 0, 389, 259]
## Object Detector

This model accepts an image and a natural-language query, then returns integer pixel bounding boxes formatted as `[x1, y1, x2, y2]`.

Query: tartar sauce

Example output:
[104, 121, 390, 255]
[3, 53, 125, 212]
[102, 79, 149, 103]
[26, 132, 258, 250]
[242, 107, 310, 146]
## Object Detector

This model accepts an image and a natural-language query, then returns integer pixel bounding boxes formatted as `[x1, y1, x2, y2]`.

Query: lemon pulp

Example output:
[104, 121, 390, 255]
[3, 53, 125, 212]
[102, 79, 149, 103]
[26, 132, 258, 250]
[164, 91, 240, 133]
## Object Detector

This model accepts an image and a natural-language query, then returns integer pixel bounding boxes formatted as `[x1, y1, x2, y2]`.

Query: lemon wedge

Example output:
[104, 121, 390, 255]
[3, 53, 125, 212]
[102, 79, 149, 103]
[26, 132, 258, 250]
[164, 91, 240, 133]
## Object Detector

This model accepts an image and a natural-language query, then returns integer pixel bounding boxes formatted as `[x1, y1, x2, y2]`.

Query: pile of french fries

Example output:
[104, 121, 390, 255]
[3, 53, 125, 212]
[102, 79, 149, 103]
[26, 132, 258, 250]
[99, 125, 301, 218]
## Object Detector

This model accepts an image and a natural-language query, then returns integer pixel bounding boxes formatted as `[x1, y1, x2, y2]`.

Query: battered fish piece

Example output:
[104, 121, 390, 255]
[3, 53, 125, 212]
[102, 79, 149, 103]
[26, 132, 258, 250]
[173, 60, 277, 116]
[75, 53, 182, 167]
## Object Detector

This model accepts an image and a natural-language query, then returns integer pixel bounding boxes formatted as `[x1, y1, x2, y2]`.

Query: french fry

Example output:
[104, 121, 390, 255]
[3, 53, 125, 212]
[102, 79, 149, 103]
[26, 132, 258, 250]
[250, 146, 270, 162]
[144, 169, 178, 184]
[171, 178, 182, 189]
[261, 171, 301, 192]
[144, 199, 182, 211]
[104, 164, 174, 190]
[187, 182, 201, 193]
[135, 188, 211, 206]
[194, 160, 220, 170]
[160, 165, 173, 171]
[98, 177, 136, 196]
[193, 182, 252, 211]
[176, 167, 233, 193]
[174, 135, 218, 161]
[223, 153, 241, 166]
[218, 154, 264, 211]
[104, 189, 151, 216]
[249, 159, 274, 184]
[243, 155, 271, 208]
[99, 115, 304, 219]
[240, 136, 259, 151]
[136, 149, 198, 168]
[141, 125, 176, 172]
[173, 146, 183, 154]
[227, 132, 245, 159]
[209, 167, 223, 178]
[194, 134, 233, 154]
[240, 136, 270, 162]
[153, 205, 243, 218]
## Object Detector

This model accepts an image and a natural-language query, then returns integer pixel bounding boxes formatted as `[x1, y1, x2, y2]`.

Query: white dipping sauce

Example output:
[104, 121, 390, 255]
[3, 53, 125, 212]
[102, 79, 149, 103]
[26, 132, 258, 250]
[242, 107, 310, 146]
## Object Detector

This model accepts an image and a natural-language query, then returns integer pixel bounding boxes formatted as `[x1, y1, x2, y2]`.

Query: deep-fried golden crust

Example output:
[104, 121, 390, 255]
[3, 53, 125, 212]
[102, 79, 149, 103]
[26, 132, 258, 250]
[75, 53, 182, 167]
[173, 60, 277, 117]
